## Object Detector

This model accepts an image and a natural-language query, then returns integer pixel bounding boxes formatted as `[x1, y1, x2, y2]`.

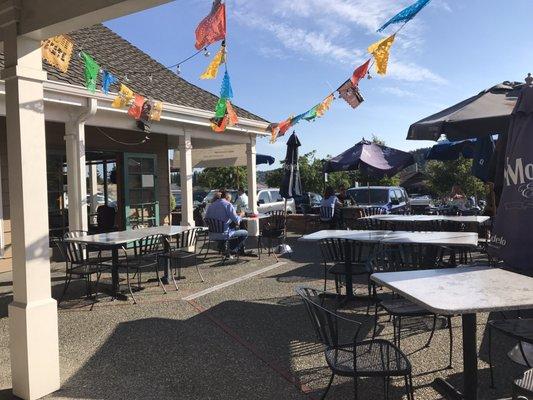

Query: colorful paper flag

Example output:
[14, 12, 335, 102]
[378, 0, 431, 32]
[368, 34, 396, 75]
[278, 116, 293, 135]
[226, 100, 239, 126]
[200, 43, 226, 79]
[214, 97, 227, 118]
[316, 94, 334, 117]
[112, 84, 135, 108]
[41, 35, 73, 73]
[268, 123, 280, 143]
[351, 59, 371, 86]
[211, 115, 229, 132]
[80, 52, 99, 92]
[220, 71, 233, 99]
[302, 106, 318, 121]
[150, 101, 163, 121]
[337, 79, 364, 109]
[101, 70, 117, 95]
[128, 94, 145, 119]
[195, 0, 226, 50]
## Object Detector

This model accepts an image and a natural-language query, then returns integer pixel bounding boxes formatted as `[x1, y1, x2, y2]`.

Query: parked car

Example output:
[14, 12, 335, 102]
[203, 189, 238, 204]
[293, 192, 323, 214]
[409, 194, 432, 214]
[346, 186, 410, 214]
[256, 188, 296, 214]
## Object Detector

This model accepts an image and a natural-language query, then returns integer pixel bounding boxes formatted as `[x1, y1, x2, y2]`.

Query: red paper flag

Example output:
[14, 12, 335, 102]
[278, 117, 293, 136]
[128, 94, 145, 119]
[195, 0, 226, 50]
[226, 100, 239, 126]
[350, 59, 370, 86]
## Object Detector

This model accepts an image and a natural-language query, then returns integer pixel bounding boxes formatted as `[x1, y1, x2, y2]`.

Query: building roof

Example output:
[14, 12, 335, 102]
[20, 24, 267, 123]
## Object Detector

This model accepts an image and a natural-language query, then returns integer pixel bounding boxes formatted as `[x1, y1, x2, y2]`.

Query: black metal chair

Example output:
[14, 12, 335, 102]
[488, 317, 533, 388]
[117, 234, 165, 303]
[513, 368, 533, 399]
[296, 287, 414, 400]
[204, 218, 234, 263]
[159, 228, 204, 290]
[370, 243, 454, 369]
[55, 231, 111, 305]
[318, 238, 377, 301]
[259, 210, 286, 257]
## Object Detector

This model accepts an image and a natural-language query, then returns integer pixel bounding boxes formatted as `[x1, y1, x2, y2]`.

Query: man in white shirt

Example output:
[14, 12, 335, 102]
[234, 187, 249, 215]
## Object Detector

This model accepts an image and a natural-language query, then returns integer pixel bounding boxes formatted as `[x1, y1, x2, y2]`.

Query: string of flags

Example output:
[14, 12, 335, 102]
[40, 0, 433, 141]
[268, 0, 432, 143]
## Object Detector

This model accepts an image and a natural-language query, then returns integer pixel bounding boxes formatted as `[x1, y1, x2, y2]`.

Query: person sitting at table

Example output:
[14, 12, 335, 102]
[320, 186, 342, 227]
[233, 187, 249, 216]
[205, 189, 248, 255]
[448, 184, 468, 211]
[337, 184, 348, 204]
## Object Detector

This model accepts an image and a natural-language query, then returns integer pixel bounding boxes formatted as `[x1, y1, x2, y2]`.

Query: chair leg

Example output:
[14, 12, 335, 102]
[59, 274, 72, 305]
[447, 316, 453, 369]
[155, 258, 167, 294]
[194, 255, 204, 282]
[353, 376, 358, 400]
[425, 315, 438, 348]
[489, 325, 495, 388]
[384, 376, 390, 400]
[397, 316, 402, 349]
[409, 374, 415, 400]
[321, 372, 335, 400]
[126, 266, 137, 304]
[372, 304, 380, 341]
[170, 260, 179, 291]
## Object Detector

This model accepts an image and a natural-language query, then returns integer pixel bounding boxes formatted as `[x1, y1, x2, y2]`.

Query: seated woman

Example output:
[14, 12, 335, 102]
[448, 184, 468, 211]
[320, 186, 343, 227]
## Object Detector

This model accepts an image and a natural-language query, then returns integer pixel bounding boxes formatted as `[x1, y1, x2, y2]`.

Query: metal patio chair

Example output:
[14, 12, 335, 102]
[513, 368, 533, 399]
[55, 231, 111, 305]
[318, 238, 377, 302]
[204, 218, 235, 263]
[159, 228, 204, 290]
[259, 210, 286, 257]
[296, 287, 414, 400]
[117, 234, 165, 303]
[370, 243, 454, 369]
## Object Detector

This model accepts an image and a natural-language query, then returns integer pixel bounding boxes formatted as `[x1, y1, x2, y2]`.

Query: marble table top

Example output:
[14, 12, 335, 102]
[299, 229, 478, 247]
[361, 214, 491, 224]
[241, 213, 270, 221]
[371, 267, 533, 315]
[64, 225, 206, 246]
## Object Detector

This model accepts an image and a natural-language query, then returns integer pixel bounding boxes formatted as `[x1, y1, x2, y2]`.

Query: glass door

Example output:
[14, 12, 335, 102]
[124, 153, 159, 229]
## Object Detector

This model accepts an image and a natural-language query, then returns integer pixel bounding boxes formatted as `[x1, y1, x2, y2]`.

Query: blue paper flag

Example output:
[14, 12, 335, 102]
[377, 0, 431, 32]
[101, 70, 117, 95]
[220, 71, 233, 99]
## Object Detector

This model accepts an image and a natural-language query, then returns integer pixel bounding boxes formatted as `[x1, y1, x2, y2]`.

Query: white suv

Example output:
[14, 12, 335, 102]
[257, 188, 296, 214]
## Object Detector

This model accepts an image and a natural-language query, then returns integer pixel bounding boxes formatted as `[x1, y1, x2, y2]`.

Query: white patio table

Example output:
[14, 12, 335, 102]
[64, 225, 206, 299]
[371, 266, 533, 400]
[299, 230, 479, 301]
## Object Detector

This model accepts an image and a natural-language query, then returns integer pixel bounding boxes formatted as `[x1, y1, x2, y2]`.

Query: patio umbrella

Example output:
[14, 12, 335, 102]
[407, 81, 522, 141]
[489, 84, 533, 272]
[323, 139, 415, 177]
[256, 154, 275, 165]
[279, 132, 302, 199]
[425, 139, 476, 160]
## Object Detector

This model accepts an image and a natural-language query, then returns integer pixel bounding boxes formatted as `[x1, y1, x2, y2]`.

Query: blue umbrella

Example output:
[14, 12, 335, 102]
[425, 139, 476, 160]
[256, 154, 275, 165]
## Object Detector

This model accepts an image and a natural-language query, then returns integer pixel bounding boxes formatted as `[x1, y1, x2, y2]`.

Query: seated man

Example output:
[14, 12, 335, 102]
[205, 189, 248, 254]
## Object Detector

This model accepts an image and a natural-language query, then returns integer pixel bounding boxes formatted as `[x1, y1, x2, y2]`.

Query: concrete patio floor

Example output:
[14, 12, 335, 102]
[0, 234, 527, 399]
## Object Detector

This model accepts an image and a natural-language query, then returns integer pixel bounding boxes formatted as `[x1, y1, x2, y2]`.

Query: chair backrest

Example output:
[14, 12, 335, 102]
[63, 231, 88, 264]
[204, 218, 225, 234]
[264, 211, 286, 231]
[134, 234, 163, 257]
[296, 286, 361, 348]
[370, 243, 445, 273]
[319, 238, 377, 267]
[97, 205, 116, 231]
[177, 228, 199, 249]
[319, 206, 334, 221]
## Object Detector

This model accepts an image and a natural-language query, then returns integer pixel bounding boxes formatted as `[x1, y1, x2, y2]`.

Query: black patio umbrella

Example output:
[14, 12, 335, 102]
[256, 154, 275, 165]
[279, 132, 302, 199]
[489, 84, 533, 272]
[407, 81, 522, 141]
[323, 139, 415, 177]
[425, 139, 476, 161]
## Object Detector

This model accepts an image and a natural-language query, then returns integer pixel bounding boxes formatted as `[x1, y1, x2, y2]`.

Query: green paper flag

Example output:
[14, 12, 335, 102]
[214, 97, 227, 118]
[81, 52, 99, 93]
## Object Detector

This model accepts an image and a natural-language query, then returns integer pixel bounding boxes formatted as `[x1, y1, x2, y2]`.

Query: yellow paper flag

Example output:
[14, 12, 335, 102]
[41, 35, 73, 73]
[112, 84, 135, 108]
[316, 94, 334, 117]
[200, 44, 226, 79]
[150, 101, 163, 121]
[367, 34, 396, 75]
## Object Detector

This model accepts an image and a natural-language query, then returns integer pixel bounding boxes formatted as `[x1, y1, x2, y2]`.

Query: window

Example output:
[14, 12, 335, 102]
[258, 191, 271, 204]
[270, 189, 283, 202]
[394, 189, 404, 202]
[347, 188, 389, 205]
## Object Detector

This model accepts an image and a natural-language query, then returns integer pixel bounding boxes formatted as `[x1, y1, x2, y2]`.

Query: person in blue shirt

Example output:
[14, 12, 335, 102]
[320, 186, 342, 227]
[205, 189, 248, 254]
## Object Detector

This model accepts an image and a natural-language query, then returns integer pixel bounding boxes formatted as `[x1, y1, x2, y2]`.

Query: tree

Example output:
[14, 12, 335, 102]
[196, 166, 248, 189]
[425, 158, 485, 198]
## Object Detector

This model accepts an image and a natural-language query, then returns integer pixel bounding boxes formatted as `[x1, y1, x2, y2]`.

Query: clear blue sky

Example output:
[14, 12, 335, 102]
[106, 0, 533, 170]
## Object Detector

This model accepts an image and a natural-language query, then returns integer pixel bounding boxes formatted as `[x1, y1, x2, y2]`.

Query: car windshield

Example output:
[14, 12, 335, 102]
[347, 188, 389, 205]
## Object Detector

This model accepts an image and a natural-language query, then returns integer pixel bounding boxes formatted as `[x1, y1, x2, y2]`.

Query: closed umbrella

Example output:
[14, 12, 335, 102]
[323, 139, 415, 177]
[279, 133, 303, 199]
[256, 154, 275, 165]
[407, 81, 522, 141]
[426, 139, 476, 161]
[489, 84, 533, 272]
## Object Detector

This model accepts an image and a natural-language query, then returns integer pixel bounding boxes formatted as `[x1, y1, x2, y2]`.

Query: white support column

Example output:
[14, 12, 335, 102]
[89, 164, 99, 214]
[179, 132, 194, 227]
[64, 98, 96, 233]
[2, 25, 60, 400]
[246, 138, 259, 236]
